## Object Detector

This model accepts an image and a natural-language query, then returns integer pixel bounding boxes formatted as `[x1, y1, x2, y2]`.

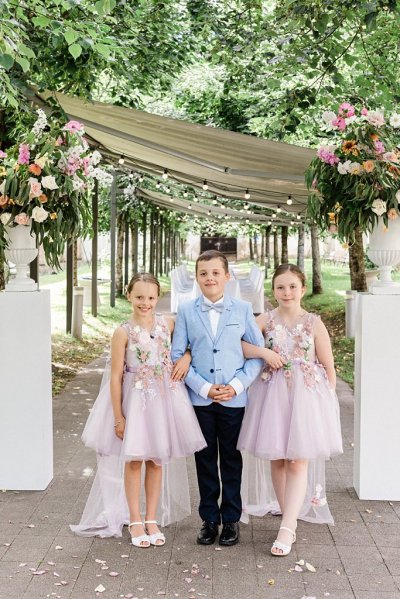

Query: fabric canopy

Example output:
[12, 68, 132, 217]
[39, 91, 315, 218]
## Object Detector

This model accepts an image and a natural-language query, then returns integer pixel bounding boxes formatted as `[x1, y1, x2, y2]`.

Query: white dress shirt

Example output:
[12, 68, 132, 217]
[199, 295, 245, 399]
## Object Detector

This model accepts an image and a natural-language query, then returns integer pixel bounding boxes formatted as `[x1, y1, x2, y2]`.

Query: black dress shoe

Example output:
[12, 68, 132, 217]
[219, 522, 239, 546]
[197, 521, 219, 545]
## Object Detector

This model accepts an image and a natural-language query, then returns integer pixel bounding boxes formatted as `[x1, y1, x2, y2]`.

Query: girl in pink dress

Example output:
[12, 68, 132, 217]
[71, 273, 206, 547]
[238, 264, 342, 556]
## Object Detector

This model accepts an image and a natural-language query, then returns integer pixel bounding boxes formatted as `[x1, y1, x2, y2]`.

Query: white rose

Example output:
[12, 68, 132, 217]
[41, 175, 59, 190]
[337, 160, 352, 175]
[321, 110, 337, 130]
[367, 111, 385, 127]
[0, 212, 12, 225]
[371, 199, 387, 216]
[390, 114, 400, 128]
[72, 177, 85, 192]
[31, 206, 49, 223]
[348, 162, 364, 175]
[90, 150, 102, 165]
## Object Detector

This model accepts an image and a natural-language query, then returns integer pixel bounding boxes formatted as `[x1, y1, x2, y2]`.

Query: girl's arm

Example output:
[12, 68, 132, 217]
[167, 316, 192, 381]
[314, 317, 336, 389]
[241, 313, 286, 370]
[110, 326, 128, 439]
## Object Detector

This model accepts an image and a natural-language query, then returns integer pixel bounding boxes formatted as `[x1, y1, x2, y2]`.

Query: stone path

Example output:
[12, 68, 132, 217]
[1, 297, 399, 598]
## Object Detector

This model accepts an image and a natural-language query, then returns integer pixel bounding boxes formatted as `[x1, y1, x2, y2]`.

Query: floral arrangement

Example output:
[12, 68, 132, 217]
[0, 109, 112, 268]
[306, 102, 400, 240]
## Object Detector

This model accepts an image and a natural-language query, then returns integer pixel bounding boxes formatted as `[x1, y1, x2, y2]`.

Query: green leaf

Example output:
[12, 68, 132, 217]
[68, 43, 82, 59]
[5, 92, 18, 109]
[94, 43, 111, 57]
[32, 16, 51, 27]
[18, 44, 35, 59]
[0, 53, 14, 70]
[16, 56, 30, 73]
[64, 29, 79, 45]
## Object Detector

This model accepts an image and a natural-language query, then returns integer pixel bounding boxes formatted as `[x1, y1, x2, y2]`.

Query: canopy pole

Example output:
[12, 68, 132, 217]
[110, 172, 117, 308]
[91, 179, 98, 317]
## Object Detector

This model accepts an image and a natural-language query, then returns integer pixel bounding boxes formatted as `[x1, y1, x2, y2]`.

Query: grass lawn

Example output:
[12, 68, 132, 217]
[47, 260, 355, 396]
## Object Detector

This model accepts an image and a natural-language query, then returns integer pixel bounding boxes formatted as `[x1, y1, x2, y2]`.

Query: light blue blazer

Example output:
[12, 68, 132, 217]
[171, 295, 265, 408]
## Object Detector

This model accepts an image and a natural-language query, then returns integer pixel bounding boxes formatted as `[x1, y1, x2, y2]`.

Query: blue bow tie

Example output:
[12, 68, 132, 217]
[201, 301, 224, 313]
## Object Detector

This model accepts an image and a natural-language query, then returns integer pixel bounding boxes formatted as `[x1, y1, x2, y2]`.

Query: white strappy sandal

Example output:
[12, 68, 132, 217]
[271, 526, 296, 556]
[144, 520, 166, 546]
[128, 521, 150, 548]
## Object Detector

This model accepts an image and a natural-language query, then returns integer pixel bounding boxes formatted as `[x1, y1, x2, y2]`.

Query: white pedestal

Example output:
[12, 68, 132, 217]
[0, 290, 53, 490]
[354, 293, 400, 499]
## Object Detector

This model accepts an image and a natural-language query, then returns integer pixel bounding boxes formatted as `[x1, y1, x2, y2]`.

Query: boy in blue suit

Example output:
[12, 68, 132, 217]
[171, 250, 264, 546]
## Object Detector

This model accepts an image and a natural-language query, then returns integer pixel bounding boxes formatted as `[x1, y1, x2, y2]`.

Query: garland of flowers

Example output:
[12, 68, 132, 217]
[306, 103, 400, 240]
[0, 109, 112, 268]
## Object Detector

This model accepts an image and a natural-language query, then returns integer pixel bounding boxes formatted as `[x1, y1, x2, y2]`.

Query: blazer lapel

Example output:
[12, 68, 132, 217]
[214, 296, 234, 344]
[195, 296, 215, 343]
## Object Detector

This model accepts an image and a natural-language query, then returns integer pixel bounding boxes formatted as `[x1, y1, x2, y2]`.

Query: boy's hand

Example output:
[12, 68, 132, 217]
[208, 384, 223, 399]
[212, 384, 236, 402]
[171, 350, 191, 381]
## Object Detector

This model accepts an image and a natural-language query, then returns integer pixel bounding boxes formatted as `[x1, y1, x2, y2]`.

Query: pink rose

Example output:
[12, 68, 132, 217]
[28, 178, 42, 197]
[0, 150, 7, 158]
[14, 213, 30, 225]
[361, 107, 369, 116]
[338, 102, 355, 118]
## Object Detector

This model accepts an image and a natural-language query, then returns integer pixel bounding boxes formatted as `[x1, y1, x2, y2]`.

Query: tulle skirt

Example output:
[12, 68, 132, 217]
[238, 364, 343, 461]
[81, 371, 206, 465]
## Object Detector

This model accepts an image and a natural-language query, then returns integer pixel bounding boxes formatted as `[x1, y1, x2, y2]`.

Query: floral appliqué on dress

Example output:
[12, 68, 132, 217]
[260, 313, 327, 390]
[124, 318, 176, 409]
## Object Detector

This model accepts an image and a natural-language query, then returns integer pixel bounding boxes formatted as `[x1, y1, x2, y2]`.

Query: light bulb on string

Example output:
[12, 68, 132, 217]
[272, 213, 277, 218]
[183, 189, 188, 198]
[212, 196, 218, 205]
[268, 220, 272, 225]
[155, 181, 161, 189]
[202, 180, 208, 190]
[287, 195, 293, 205]
[118, 156, 125, 165]
[244, 189, 250, 200]
[297, 214, 301, 220]
[162, 169, 169, 180]
[138, 174, 144, 183]
[276, 205, 282, 213]
[193, 195, 199, 202]
[166, 186, 171, 193]
[244, 203, 249, 210]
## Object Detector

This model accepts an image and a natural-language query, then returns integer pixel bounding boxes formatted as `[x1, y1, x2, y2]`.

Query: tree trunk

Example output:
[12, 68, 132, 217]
[281, 226, 288, 263]
[130, 222, 138, 277]
[273, 230, 279, 269]
[297, 225, 305, 272]
[73, 239, 78, 287]
[116, 215, 124, 296]
[310, 225, 323, 294]
[265, 226, 271, 277]
[249, 236, 254, 261]
[349, 226, 367, 291]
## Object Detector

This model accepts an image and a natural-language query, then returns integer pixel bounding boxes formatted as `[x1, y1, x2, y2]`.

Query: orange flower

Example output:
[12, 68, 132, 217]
[39, 193, 48, 203]
[328, 212, 336, 223]
[50, 212, 57, 220]
[363, 160, 375, 173]
[342, 140, 357, 154]
[388, 208, 398, 220]
[29, 163, 42, 176]
[370, 134, 379, 141]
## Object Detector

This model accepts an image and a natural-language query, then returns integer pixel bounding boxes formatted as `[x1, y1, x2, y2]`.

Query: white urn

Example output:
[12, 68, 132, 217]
[4, 224, 38, 292]
[367, 216, 400, 294]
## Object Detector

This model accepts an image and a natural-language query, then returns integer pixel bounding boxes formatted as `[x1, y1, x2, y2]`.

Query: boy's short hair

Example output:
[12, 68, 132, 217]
[195, 250, 229, 274]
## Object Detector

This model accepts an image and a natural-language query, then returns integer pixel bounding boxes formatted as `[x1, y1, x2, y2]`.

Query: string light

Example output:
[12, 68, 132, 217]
[244, 189, 250, 200]
[244, 203, 249, 210]
[193, 196, 199, 202]
[138, 174, 144, 183]
[118, 156, 125, 165]
[202, 180, 209, 190]
[272, 213, 277, 218]
[212, 196, 218, 205]
[287, 195, 293, 205]
[162, 168, 169, 180]
[155, 181, 161, 189]
[166, 186, 171, 193]
[276, 205, 282, 213]
[183, 189, 188, 198]
[297, 214, 301, 220]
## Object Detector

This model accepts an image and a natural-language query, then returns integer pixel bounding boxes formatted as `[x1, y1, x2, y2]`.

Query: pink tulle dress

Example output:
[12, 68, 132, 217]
[238, 310, 343, 525]
[70, 314, 206, 537]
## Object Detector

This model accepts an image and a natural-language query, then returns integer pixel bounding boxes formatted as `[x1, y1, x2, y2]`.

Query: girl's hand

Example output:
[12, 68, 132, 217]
[263, 348, 286, 370]
[114, 417, 126, 440]
[171, 350, 191, 381]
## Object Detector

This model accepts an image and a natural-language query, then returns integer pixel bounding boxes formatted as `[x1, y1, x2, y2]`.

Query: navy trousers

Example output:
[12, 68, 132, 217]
[194, 402, 245, 524]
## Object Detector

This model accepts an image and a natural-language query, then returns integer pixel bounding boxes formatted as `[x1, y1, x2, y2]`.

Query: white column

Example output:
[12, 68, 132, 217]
[353, 293, 400, 499]
[0, 290, 53, 490]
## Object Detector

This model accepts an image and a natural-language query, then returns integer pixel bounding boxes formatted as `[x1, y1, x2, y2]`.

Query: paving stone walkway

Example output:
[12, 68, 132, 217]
[1, 297, 400, 599]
